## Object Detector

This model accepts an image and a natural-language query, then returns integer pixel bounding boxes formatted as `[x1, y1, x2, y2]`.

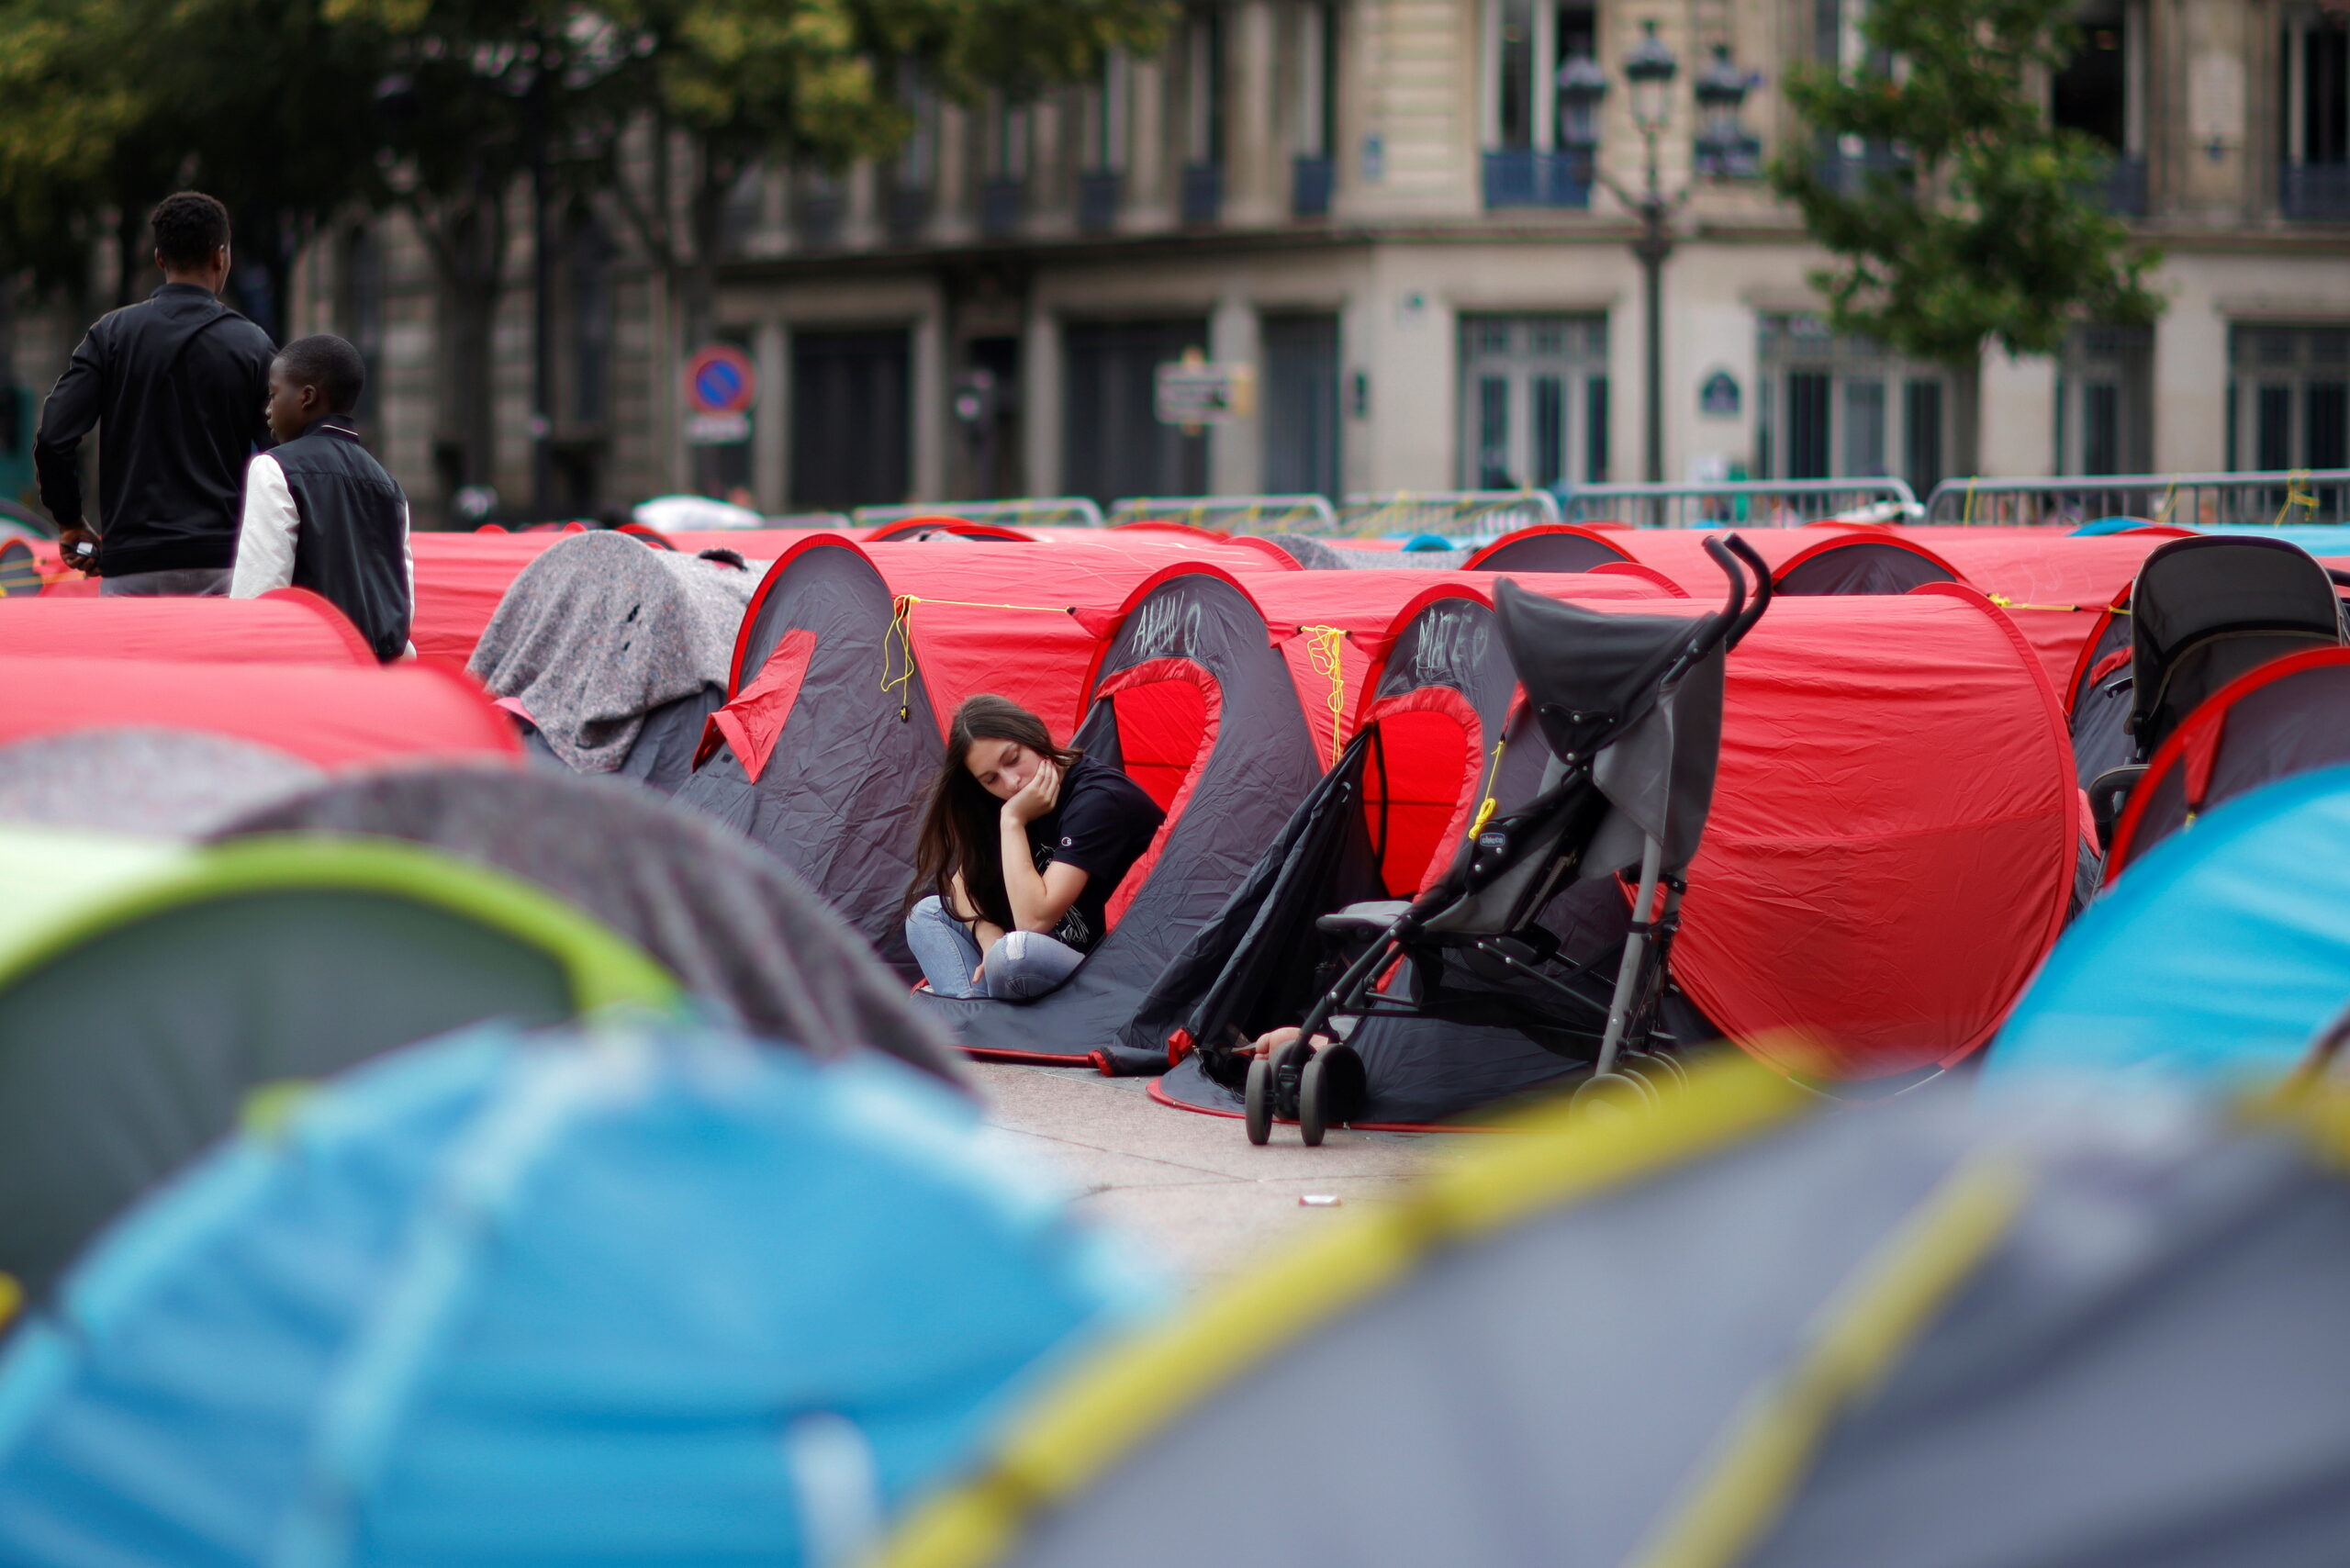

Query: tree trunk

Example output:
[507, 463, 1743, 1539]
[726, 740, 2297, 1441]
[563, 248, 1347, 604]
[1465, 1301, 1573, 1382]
[1949, 353, 1982, 485]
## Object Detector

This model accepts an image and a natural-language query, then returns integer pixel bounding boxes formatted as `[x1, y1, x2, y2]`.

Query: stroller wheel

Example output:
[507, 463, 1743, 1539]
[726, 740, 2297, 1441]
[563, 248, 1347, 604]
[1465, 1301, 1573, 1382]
[1245, 1054, 1275, 1145]
[1297, 1045, 1367, 1148]
[1572, 1070, 1656, 1126]
[1621, 1056, 1679, 1099]
[1636, 1050, 1690, 1090]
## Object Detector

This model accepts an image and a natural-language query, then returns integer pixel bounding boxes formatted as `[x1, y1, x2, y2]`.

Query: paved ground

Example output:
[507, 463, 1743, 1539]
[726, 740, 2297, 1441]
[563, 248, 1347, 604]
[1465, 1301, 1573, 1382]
[969, 1061, 1472, 1286]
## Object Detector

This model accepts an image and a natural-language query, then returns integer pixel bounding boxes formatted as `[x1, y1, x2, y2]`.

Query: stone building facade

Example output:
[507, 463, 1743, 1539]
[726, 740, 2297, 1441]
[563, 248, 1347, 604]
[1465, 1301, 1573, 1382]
[36, 0, 2350, 524]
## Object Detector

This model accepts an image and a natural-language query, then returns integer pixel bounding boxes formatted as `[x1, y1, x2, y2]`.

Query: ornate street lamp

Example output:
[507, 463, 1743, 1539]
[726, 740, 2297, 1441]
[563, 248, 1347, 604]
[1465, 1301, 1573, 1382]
[1554, 53, 1609, 155]
[1623, 19, 1678, 140]
[1693, 45, 1762, 178]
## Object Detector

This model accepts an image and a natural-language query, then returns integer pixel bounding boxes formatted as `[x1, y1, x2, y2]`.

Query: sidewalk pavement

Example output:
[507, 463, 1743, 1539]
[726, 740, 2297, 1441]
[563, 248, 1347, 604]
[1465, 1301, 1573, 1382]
[971, 1061, 1471, 1287]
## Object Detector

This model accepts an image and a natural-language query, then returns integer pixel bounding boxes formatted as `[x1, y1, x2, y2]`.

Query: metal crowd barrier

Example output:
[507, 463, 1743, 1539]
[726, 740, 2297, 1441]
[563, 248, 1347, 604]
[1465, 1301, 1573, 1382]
[1557, 478, 1921, 529]
[1335, 490, 1562, 539]
[1105, 495, 1340, 532]
[851, 498, 1105, 530]
[1922, 470, 2350, 527]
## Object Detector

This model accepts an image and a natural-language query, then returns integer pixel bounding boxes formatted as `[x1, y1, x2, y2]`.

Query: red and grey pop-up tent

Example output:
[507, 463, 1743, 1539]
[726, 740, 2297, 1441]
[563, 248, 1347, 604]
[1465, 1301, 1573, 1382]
[674, 538, 1292, 971]
[0, 589, 375, 665]
[915, 568, 1325, 1070]
[0, 655, 520, 769]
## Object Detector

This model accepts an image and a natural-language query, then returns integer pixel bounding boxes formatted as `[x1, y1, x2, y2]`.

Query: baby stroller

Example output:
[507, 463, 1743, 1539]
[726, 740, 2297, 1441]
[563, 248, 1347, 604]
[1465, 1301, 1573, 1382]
[2079, 534, 2346, 844]
[1239, 535, 1770, 1144]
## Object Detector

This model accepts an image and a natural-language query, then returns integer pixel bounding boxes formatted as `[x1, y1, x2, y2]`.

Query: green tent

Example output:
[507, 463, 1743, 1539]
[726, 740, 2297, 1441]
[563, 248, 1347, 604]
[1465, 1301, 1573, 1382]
[879, 1063, 2350, 1568]
[0, 828, 676, 1309]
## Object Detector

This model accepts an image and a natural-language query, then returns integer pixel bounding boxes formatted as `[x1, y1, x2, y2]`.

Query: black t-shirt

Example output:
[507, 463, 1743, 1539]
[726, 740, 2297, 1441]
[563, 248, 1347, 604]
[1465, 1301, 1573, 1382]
[1024, 755, 1166, 952]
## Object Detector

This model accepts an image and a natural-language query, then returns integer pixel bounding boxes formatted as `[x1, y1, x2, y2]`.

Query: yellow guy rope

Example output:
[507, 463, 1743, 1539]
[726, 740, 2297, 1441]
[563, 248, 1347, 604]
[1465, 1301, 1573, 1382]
[2276, 470, 2318, 529]
[1299, 625, 1348, 765]
[1985, 595, 2097, 613]
[1467, 737, 1508, 837]
[882, 594, 1080, 722]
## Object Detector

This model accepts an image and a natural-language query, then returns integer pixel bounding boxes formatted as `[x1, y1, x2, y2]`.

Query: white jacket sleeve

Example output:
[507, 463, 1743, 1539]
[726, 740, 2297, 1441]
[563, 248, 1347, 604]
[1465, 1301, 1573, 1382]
[229, 453, 299, 598]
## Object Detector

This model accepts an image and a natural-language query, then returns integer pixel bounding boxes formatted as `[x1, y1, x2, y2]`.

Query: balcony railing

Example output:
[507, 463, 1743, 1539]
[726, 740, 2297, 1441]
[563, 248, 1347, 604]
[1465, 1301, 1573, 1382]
[1078, 168, 1121, 233]
[884, 181, 932, 243]
[1481, 150, 1593, 209]
[2097, 155, 2148, 217]
[979, 176, 1024, 238]
[1181, 162, 1224, 226]
[2282, 162, 2350, 221]
[1292, 155, 1334, 217]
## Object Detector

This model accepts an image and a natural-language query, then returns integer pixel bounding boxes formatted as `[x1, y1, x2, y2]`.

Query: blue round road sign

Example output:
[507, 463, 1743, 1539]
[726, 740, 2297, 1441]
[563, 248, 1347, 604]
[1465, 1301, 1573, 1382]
[685, 344, 756, 415]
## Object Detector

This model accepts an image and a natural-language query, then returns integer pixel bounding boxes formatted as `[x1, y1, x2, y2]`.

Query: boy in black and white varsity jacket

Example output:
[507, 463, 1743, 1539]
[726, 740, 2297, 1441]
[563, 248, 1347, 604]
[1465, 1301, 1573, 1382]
[229, 333, 413, 660]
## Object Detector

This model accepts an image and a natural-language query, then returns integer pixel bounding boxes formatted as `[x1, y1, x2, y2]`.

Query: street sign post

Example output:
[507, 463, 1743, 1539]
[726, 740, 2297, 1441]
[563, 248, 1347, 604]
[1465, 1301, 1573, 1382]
[684, 343, 755, 446]
[1155, 355, 1255, 427]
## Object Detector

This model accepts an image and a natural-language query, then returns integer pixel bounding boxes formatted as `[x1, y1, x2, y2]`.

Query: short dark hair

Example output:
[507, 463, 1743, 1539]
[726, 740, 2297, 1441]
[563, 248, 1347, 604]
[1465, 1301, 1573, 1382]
[276, 334, 367, 414]
[150, 192, 230, 271]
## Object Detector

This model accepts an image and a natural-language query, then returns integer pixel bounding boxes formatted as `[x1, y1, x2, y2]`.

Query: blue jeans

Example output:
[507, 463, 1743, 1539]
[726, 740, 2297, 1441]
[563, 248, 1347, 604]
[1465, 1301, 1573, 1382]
[905, 896, 1087, 1002]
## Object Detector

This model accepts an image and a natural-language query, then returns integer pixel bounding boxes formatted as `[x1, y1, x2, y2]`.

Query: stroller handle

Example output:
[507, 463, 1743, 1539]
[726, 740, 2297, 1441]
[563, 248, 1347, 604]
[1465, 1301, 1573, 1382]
[1693, 535, 1751, 664]
[1721, 534, 1773, 650]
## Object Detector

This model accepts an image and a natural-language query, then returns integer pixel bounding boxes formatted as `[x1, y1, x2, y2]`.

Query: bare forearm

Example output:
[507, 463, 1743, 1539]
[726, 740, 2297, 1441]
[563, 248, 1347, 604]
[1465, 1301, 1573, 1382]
[1000, 816, 1055, 930]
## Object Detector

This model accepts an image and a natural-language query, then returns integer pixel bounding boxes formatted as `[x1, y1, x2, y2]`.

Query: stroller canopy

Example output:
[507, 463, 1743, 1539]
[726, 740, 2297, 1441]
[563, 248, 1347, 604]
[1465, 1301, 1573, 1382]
[874, 1066, 2350, 1568]
[468, 530, 757, 789]
[0, 1019, 1163, 1567]
[214, 766, 963, 1088]
[1992, 764, 2350, 1089]
[0, 589, 374, 665]
[0, 654, 519, 768]
[923, 570, 1324, 1071]
[2128, 533, 2344, 757]
[2106, 646, 2350, 879]
[0, 828, 675, 1303]
[676, 539, 1275, 969]
[1680, 588, 2076, 1080]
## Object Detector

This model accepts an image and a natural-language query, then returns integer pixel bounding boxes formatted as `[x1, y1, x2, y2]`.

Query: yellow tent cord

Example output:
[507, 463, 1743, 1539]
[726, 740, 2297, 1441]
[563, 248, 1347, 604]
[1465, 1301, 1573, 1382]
[1299, 625, 1348, 765]
[1627, 1154, 2031, 1568]
[1985, 594, 2097, 613]
[1467, 736, 1508, 837]
[1961, 476, 1977, 525]
[881, 594, 1083, 722]
[2151, 477, 2178, 524]
[2275, 470, 2317, 528]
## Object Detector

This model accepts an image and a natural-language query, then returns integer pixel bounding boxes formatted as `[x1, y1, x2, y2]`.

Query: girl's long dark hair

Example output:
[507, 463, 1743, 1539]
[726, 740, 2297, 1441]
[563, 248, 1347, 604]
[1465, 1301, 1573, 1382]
[906, 694, 1080, 930]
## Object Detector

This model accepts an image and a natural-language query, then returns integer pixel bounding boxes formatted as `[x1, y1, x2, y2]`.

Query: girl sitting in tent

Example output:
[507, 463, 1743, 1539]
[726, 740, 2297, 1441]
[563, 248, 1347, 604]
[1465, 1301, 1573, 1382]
[904, 695, 1164, 1001]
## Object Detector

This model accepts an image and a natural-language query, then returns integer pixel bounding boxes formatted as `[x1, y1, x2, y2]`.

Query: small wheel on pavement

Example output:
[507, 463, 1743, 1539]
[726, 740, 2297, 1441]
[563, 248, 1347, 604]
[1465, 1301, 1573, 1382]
[1245, 1054, 1275, 1146]
[1299, 1055, 1330, 1146]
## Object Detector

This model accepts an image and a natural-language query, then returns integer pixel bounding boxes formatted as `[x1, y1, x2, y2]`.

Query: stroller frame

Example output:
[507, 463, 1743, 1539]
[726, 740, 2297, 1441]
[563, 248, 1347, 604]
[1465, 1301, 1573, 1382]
[1248, 535, 1771, 1144]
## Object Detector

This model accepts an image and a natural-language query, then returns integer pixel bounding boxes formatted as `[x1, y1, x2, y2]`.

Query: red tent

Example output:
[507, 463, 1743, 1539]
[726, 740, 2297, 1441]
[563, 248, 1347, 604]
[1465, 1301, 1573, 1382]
[0, 655, 520, 768]
[1674, 585, 2076, 1079]
[1920, 532, 2175, 692]
[408, 532, 576, 664]
[0, 589, 375, 665]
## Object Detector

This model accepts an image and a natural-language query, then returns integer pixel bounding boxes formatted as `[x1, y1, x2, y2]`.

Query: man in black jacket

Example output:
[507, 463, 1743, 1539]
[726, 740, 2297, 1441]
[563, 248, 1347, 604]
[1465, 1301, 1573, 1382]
[34, 191, 276, 595]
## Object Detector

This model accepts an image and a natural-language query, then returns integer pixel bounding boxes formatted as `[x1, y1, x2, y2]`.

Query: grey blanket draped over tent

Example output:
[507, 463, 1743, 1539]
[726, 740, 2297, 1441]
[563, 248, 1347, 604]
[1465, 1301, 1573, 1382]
[468, 531, 755, 775]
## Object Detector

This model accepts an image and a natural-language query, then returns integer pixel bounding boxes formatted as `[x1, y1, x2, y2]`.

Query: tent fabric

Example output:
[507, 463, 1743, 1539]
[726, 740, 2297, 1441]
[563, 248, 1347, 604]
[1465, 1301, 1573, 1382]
[0, 1018, 1165, 1568]
[921, 572, 1325, 1071]
[0, 654, 520, 768]
[408, 529, 575, 664]
[874, 1064, 2350, 1568]
[1920, 532, 2168, 692]
[676, 539, 1264, 970]
[213, 766, 966, 1088]
[0, 588, 374, 664]
[1768, 535, 1960, 595]
[468, 530, 756, 775]
[2105, 648, 2350, 878]
[1462, 525, 1633, 574]
[0, 729, 323, 836]
[1675, 587, 2076, 1079]
[1990, 764, 2350, 1090]
[0, 829, 677, 1304]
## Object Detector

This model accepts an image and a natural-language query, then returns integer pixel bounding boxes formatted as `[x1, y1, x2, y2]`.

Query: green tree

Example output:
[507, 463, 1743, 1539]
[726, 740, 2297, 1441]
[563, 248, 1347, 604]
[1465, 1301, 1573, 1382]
[1770, 0, 2165, 474]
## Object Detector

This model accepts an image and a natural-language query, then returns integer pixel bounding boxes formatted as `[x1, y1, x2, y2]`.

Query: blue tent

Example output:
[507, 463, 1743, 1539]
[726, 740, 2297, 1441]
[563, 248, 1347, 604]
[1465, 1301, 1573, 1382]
[1989, 765, 2350, 1090]
[0, 1021, 1165, 1567]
